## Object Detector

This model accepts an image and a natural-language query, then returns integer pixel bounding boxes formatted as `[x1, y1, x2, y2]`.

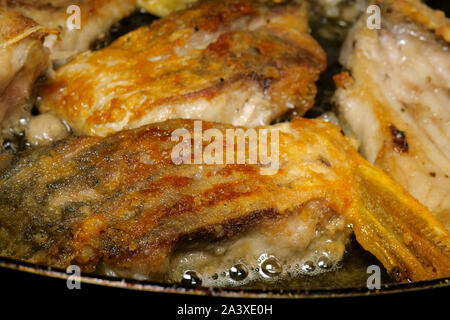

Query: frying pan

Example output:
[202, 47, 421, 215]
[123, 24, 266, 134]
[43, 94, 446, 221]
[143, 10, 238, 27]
[1, 238, 448, 298]
[1, 1, 449, 298]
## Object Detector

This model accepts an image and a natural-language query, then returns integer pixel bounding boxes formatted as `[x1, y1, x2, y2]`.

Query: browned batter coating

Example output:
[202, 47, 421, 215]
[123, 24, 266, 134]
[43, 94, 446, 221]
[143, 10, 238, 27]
[38, 0, 326, 136]
[0, 118, 448, 281]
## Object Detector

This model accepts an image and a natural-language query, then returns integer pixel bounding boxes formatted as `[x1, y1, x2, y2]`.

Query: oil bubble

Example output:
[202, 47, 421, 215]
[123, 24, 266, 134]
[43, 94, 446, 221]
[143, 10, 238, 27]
[181, 270, 202, 287]
[302, 260, 316, 273]
[318, 256, 332, 270]
[229, 263, 248, 281]
[260, 257, 282, 278]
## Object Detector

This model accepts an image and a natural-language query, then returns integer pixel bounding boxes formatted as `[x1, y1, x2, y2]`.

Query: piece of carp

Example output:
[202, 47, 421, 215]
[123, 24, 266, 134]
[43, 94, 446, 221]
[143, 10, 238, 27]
[37, 0, 326, 136]
[334, 0, 450, 229]
[0, 118, 448, 282]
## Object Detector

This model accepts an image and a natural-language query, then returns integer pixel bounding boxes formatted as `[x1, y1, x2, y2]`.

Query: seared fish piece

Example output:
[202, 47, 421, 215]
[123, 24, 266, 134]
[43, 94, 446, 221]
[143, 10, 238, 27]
[1, 0, 136, 62]
[334, 0, 450, 229]
[0, 10, 50, 141]
[0, 118, 449, 282]
[139, 0, 369, 23]
[38, 0, 327, 136]
[137, 0, 197, 16]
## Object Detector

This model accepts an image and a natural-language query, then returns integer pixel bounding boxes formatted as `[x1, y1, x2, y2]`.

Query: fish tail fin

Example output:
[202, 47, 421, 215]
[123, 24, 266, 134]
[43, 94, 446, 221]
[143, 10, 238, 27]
[351, 163, 450, 281]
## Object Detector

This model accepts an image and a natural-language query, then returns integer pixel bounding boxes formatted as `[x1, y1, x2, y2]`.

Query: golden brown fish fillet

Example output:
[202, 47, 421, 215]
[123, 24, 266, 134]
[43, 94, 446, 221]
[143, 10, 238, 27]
[334, 0, 450, 229]
[137, 0, 197, 16]
[139, 0, 369, 22]
[0, 118, 448, 282]
[1, 0, 136, 62]
[0, 10, 50, 142]
[38, 0, 327, 136]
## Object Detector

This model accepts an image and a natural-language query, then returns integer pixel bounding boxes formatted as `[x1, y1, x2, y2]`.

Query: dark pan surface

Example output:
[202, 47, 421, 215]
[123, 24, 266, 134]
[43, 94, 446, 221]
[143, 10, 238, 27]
[1, 256, 449, 298]
[1, 238, 448, 298]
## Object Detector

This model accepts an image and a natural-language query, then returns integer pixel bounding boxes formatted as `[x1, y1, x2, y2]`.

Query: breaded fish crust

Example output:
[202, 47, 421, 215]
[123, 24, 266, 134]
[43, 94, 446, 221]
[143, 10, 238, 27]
[0, 118, 448, 282]
[38, 0, 326, 136]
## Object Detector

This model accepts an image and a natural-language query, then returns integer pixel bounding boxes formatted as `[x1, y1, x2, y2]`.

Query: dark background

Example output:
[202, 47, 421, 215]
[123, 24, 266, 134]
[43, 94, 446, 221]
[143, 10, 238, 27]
[427, 0, 450, 15]
[0, 266, 448, 318]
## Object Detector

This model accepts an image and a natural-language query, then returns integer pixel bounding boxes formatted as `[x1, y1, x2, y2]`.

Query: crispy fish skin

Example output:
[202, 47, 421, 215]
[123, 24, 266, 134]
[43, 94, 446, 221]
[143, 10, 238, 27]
[38, 0, 326, 136]
[334, 0, 450, 229]
[0, 118, 448, 281]
[137, 0, 197, 16]
[1, 0, 136, 62]
[138, 0, 369, 22]
[0, 10, 50, 140]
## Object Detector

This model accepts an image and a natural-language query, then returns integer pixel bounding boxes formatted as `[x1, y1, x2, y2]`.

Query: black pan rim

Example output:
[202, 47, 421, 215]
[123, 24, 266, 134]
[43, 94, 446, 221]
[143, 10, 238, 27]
[1, 256, 449, 298]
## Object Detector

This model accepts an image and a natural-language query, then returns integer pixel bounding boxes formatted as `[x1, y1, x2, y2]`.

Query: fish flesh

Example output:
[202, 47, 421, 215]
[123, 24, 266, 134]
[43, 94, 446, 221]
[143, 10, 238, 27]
[38, 0, 327, 136]
[137, 0, 197, 17]
[334, 0, 450, 229]
[1, 0, 136, 62]
[0, 118, 448, 282]
[0, 10, 50, 142]
[138, 0, 369, 23]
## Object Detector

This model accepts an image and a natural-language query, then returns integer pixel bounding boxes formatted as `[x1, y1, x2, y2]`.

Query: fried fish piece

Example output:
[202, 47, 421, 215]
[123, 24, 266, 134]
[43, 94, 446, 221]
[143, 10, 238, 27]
[38, 0, 326, 136]
[137, 0, 197, 16]
[333, 0, 450, 229]
[138, 0, 369, 23]
[0, 10, 50, 142]
[0, 118, 448, 282]
[1, 0, 136, 62]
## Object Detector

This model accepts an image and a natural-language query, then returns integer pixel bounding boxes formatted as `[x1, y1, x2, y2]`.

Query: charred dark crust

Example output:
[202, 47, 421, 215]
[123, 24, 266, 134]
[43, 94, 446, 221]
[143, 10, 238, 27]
[389, 124, 409, 153]
[389, 266, 409, 282]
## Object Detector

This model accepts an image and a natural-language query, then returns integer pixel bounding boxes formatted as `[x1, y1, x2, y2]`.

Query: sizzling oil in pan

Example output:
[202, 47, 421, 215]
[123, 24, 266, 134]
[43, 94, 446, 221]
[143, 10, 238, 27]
[1, 4, 449, 294]
[87, 5, 447, 291]
[89, 10, 391, 291]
